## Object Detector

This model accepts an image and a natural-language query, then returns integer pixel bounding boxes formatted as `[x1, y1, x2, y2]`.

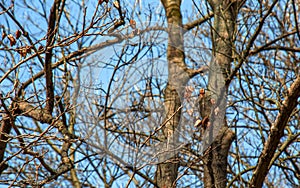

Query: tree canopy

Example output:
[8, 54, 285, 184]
[0, 0, 299, 187]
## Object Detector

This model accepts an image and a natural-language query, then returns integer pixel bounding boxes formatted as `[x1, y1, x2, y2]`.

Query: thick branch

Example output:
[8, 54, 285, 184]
[16, 101, 74, 139]
[155, 1, 185, 187]
[250, 76, 300, 187]
[45, 0, 63, 114]
[183, 13, 214, 32]
[0, 114, 11, 175]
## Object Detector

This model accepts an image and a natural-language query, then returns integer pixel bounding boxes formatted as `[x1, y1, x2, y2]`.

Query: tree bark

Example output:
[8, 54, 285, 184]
[202, 1, 241, 187]
[155, 0, 186, 187]
[156, 0, 242, 187]
[0, 113, 12, 174]
[45, 0, 65, 114]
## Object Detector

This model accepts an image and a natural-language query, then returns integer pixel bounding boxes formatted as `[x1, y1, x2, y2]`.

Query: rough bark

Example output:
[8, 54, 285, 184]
[156, 0, 242, 187]
[201, 1, 241, 187]
[155, 0, 186, 187]
[0, 95, 17, 175]
[203, 127, 235, 188]
[0, 113, 12, 174]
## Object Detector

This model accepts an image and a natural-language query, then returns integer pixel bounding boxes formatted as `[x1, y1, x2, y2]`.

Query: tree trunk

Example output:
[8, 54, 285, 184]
[202, 1, 240, 187]
[156, 0, 242, 187]
[155, 0, 186, 187]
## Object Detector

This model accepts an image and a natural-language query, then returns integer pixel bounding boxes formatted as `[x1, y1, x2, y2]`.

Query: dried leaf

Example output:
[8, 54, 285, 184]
[210, 98, 216, 105]
[15, 30, 21, 39]
[202, 116, 209, 129]
[38, 45, 44, 51]
[113, 1, 119, 9]
[194, 119, 202, 128]
[214, 107, 219, 115]
[2, 31, 6, 39]
[130, 19, 136, 29]
[16, 47, 27, 57]
[26, 46, 32, 54]
[99, 0, 109, 4]
[20, 48, 27, 57]
[7, 34, 16, 46]
[199, 88, 205, 98]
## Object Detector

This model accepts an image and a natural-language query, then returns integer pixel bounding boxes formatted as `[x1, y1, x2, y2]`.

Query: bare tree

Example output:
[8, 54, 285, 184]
[0, 0, 299, 187]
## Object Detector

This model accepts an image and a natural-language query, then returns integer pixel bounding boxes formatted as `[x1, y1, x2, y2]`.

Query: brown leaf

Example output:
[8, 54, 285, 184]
[130, 19, 136, 29]
[15, 30, 21, 39]
[7, 34, 16, 46]
[20, 48, 27, 57]
[194, 116, 209, 129]
[199, 88, 205, 98]
[194, 119, 202, 128]
[99, 0, 109, 4]
[38, 45, 44, 51]
[2, 31, 6, 39]
[16, 47, 26, 57]
[26, 46, 32, 54]
[210, 98, 216, 105]
[113, 1, 120, 9]
[214, 107, 219, 115]
[202, 116, 209, 129]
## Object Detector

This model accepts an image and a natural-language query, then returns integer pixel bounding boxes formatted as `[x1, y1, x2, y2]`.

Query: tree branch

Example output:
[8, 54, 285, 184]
[44, 0, 63, 114]
[227, 0, 279, 85]
[16, 101, 75, 139]
[250, 76, 300, 187]
[183, 13, 214, 32]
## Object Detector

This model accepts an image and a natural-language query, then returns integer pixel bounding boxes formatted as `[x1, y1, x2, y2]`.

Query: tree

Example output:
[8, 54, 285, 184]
[0, 0, 299, 187]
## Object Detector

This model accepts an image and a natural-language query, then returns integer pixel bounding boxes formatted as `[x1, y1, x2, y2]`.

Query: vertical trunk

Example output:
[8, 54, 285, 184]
[0, 114, 12, 174]
[202, 1, 240, 187]
[155, 0, 186, 187]
[157, 0, 242, 187]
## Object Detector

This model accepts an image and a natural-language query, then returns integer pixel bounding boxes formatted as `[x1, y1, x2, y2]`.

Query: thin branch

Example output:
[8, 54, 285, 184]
[227, 0, 279, 85]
